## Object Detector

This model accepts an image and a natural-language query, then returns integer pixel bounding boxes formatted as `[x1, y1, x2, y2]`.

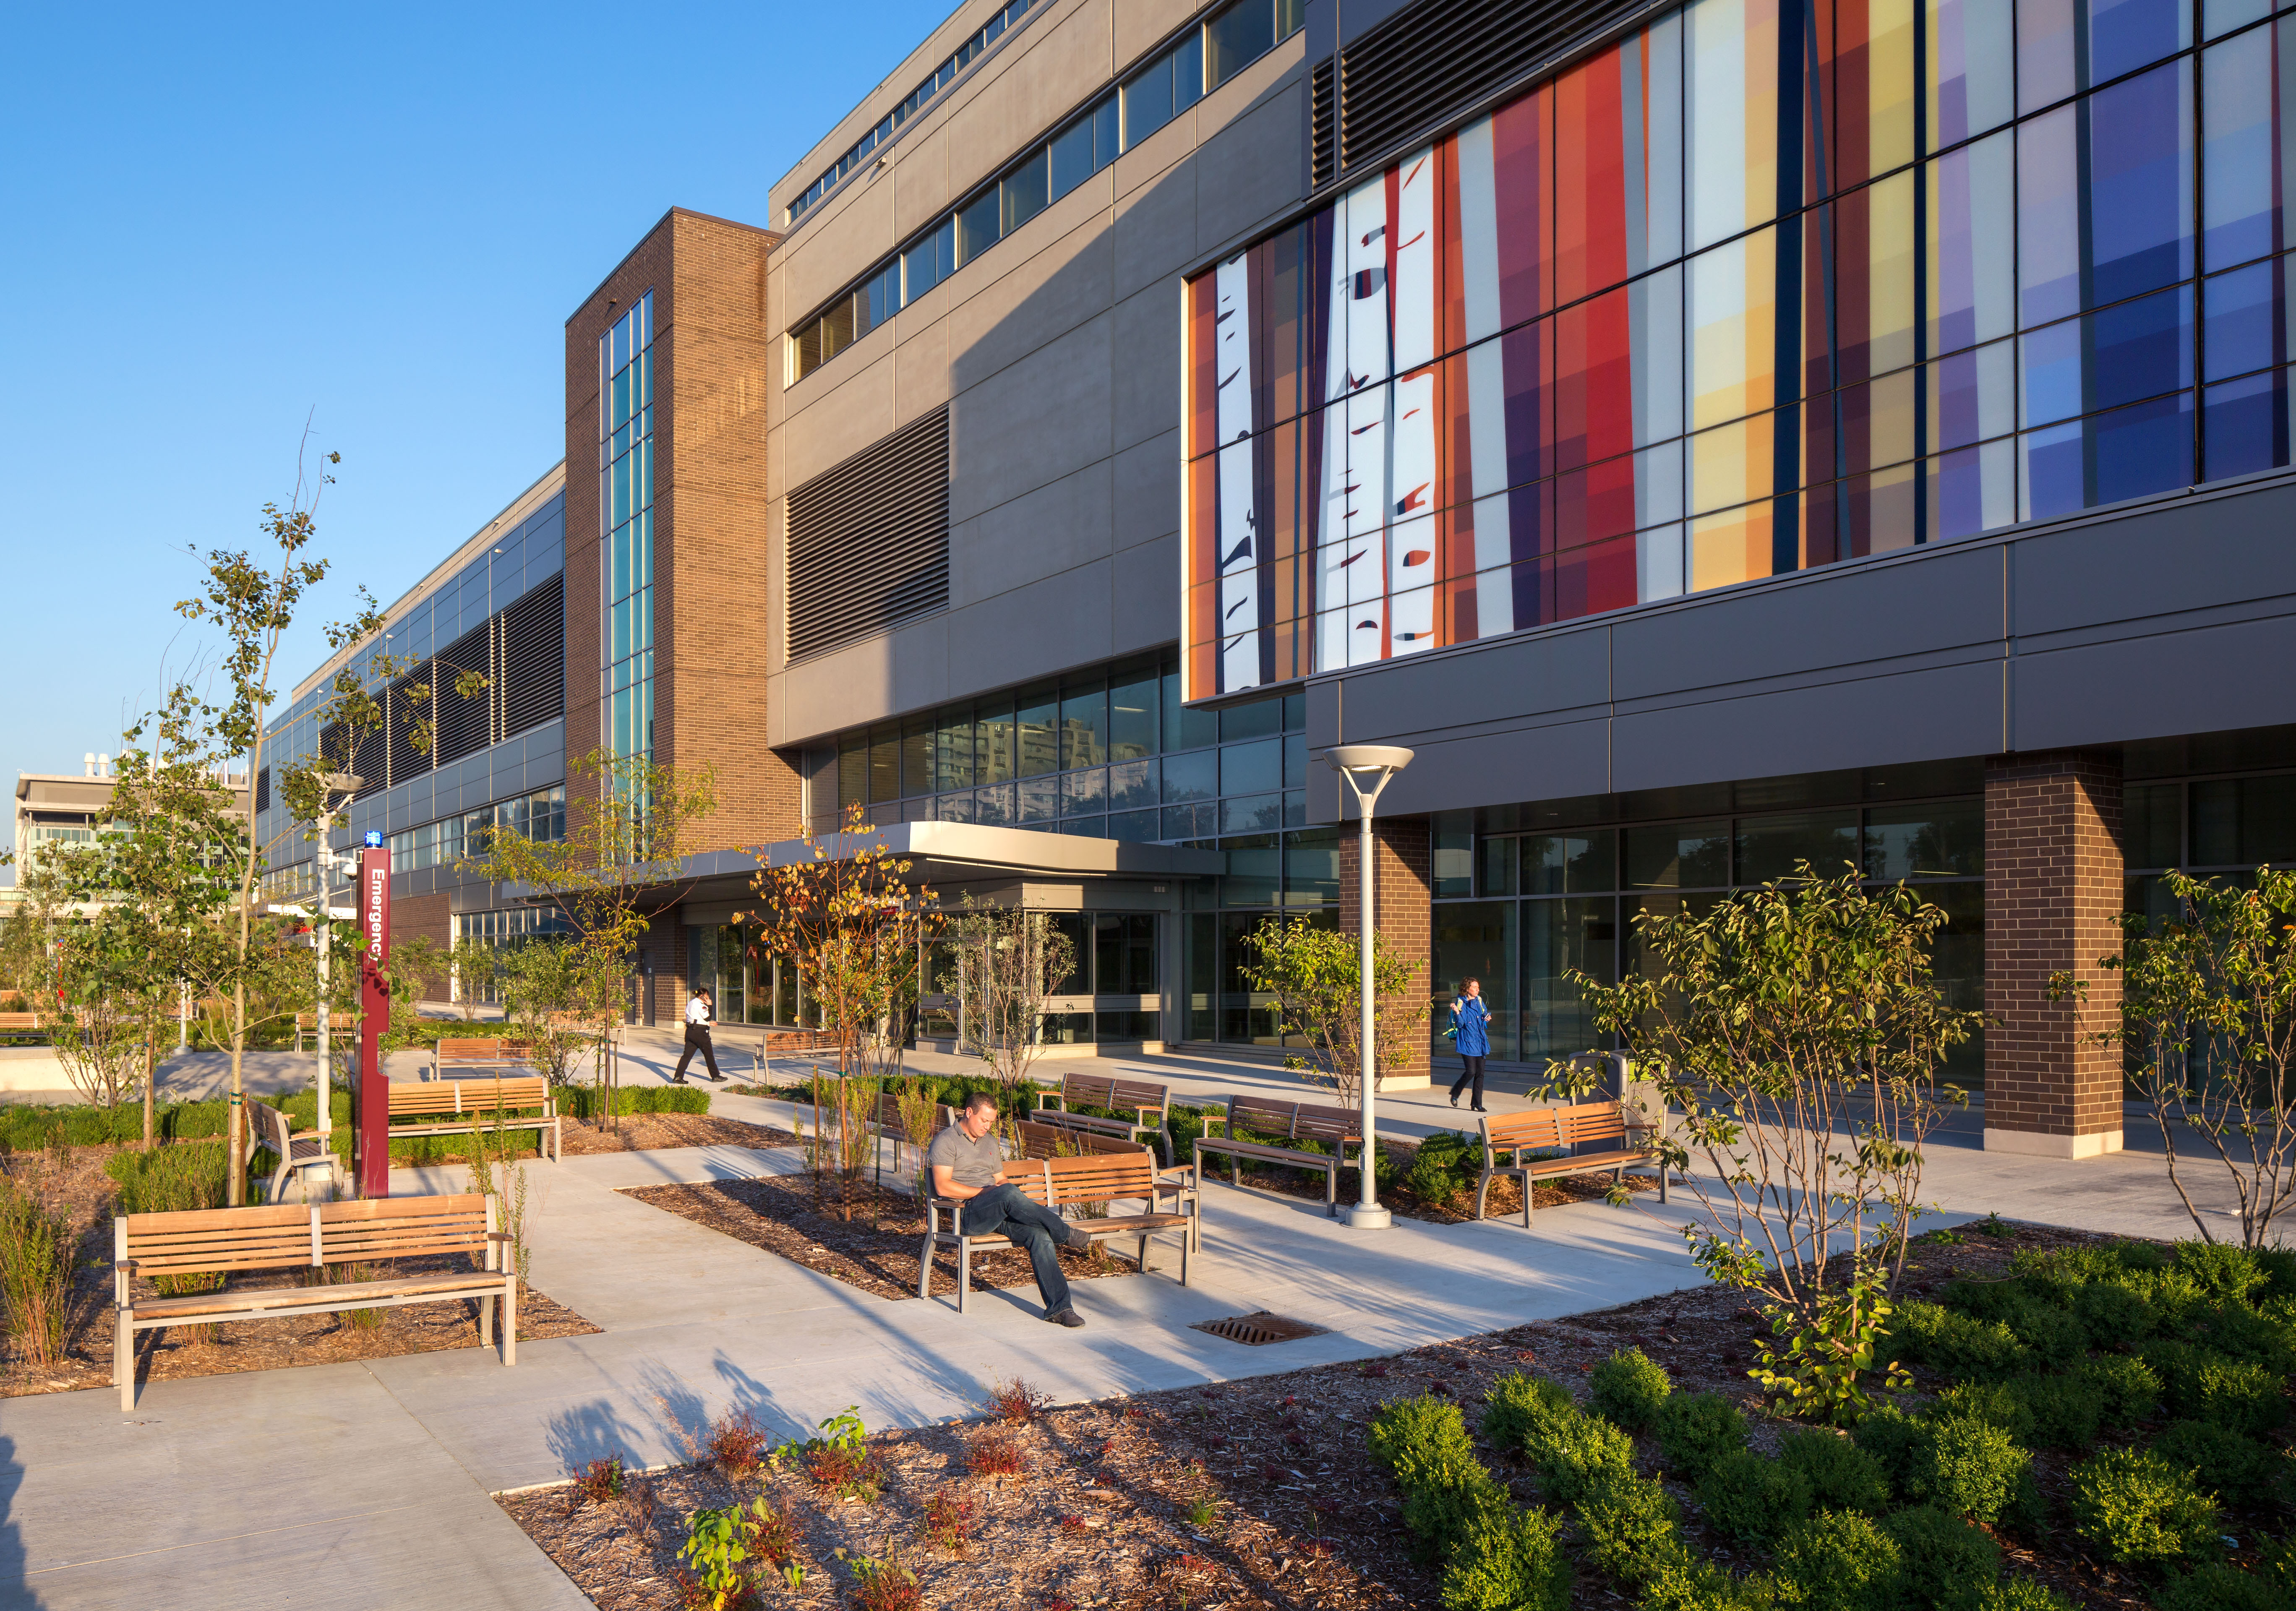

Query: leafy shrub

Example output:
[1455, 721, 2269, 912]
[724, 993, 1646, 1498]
[2259, 1245, 2296, 1299]
[2195, 1301, 2296, 1376]
[2154, 1419, 2278, 1507]
[984, 1376, 1051, 1423]
[1775, 1429, 1889, 1515]
[2154, 1563, 2288, 1611]
[1890, 1301, 2032, 1380]
[2066, 1446, 2221, 1567]
[965, 1432, 1025, 1481]
[1882, 1503, 2002, 1611]
[705, 1408, 771, 1482]
[920, 1491, 974, 1552]
[1406, 1132, 1481, 1206]
[1978, 1580, 2079, 1611]
[1769, 1507, 1902, 1611]
[2175, 1240, 2271, 1307]
[1372, 1394, 1477, 1477]
[1479, 1371, 1576, 1455]
[1849, 1401, 1927, 1496]
[1370, 1396, 1508, 1564]
[1937, 1381, 2036, 1446]
[2070, 1279, 2155, 1348]
[842, 1551, 921, 1611]
[1654, 1391, 1746, 1480]
[2013, 1372, 2105, 1451]
[1590, 1347, 1673, 1429]
[107, 1141, 230, 1215]
[1697, 1448, 1812, 1545]
[1526, 1405, 1637, 1507]
[2071, 1353, 2161, 1429]
[1907, 1414, 2028, 1525]
[572, 1455, 625, 1503]
[2146, 1341, 2289, 1436]
[1637, 1549, 1776, 1611]
[1437, 1499, 1570, 1611]
[566, 1084, 711, 1119]
[1573, 1461, 1682, 1584]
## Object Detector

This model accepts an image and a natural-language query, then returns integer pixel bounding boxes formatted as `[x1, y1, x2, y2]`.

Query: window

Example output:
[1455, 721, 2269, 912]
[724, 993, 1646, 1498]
[600, 292, 655, 765]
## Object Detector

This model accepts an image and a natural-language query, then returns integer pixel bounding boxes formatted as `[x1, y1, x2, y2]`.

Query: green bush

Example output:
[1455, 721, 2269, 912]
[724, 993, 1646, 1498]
[1655, 1392, 1747, 1480]
[2070, 1279, 2155, 1348]
[2195, 1301, 2296, 1377]
[2259, 1246, 2296, 1300]
[2071, 1353, 2161, 1429]
[1589, 1346, 1673, 1429]
[1891, 1301, 2033, 1380]
[1977, 1579, 2079, 1611]
[2066, 1446, 2221, 1568]
[1698, 1448, 1813, 1546]
[2154, 1563, 2288, 1611]
[2013, 1372, 2105, 1451]
[564, 1084, 711, 1119]
[1937, 1381, 2036, 1446]
[0, 1097, 239, 1151]
[1480, 1371, 1576, 1455]
[2154, 1419, 2278, 1508]
[1573, 1461, 1682, 1584]
[1907, 1414, 2028, 1525]
[2145, 1341, 2288, 1436]
[1526, 1404, 1637, 1507]
[1406, 1131, 1481, 1206]
[1437, 1498, 1570, 1611]
[1849, 1402, 1928, 1496]
[1775, 1429, 1889, 1515]
[1769, 1508, 1902, 1611]
[1369, 1396, 1507, 1564]
[1637, 1548, 1776, 1611]
[106, 1141, 232, 1215]
[1882, 1504, 2002, 1611]
[2175, 1241, 2272, 1307]
[1370, 1393, 1477, 1477]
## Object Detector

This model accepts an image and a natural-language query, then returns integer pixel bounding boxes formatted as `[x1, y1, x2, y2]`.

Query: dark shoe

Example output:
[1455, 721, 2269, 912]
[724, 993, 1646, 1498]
[704, 1072, 728, 1082]
[1064, 1224, 1095, 1251]
[1045, 1308, 1086, 1328]
[1471, 1104, 1488, 1113]
[668, 1076, 691, 1085]
[1449, 1089, 1462, 1108]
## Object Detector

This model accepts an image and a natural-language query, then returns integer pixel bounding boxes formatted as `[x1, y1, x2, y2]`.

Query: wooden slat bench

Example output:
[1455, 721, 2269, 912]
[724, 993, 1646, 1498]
[1475, 1101, 1666, 1226]
[919, 1152, 1198, 1312]
[1192, 1095, 1365, 1218]
[1014, 1118, 1146, 1161]
[871, 1092, 953, 1187]
[387, 1076, 561, 1162]
[1035, 1072, 1174, 1165]
[428, 1038, 535, 1080]
[293, 1013, 357, 1054]
[251, 1101, 337, 1203]
[0, 1011, 47, 1045]
[114, 1194, 515, 1408]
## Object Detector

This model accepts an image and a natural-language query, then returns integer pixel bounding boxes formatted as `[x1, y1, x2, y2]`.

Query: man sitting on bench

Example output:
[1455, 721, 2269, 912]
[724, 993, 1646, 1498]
[926, 1092, 1093, 1328]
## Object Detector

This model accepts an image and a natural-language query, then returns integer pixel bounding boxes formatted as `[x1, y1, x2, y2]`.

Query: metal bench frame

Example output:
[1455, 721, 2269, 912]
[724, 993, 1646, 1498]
[919, 1152, 1198, 1313]
[1474, 1101, 1666, 1227]
[1192, 1094, 1365, 1221]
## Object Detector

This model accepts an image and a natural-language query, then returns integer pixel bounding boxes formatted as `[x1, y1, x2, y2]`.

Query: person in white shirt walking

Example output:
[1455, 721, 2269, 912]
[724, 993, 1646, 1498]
[671, 987, 725, 1083]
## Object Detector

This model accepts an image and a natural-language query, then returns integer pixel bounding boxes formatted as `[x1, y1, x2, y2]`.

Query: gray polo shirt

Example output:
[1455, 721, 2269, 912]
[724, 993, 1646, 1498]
[926, 1123, 1004, 1189]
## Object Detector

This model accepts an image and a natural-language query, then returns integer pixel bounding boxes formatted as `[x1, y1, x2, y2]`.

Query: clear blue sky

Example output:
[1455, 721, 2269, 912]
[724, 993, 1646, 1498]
[0, 1, 953, 873]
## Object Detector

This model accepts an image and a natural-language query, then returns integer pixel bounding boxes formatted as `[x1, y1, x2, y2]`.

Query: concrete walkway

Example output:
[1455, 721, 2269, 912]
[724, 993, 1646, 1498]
[0, 1048, 2231, 1609]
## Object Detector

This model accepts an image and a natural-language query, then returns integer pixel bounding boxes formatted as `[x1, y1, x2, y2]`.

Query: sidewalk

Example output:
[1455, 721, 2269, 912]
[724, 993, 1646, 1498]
[0, 1059, 2228, 1609]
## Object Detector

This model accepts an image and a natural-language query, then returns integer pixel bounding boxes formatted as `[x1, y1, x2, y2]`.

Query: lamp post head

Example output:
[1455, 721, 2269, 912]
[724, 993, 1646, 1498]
[1324, 744, 1415, 777]
[319, 772, 363, 795]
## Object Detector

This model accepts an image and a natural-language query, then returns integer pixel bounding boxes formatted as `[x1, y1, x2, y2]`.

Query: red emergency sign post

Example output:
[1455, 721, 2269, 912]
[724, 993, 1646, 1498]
[357, 845, 392, 1197]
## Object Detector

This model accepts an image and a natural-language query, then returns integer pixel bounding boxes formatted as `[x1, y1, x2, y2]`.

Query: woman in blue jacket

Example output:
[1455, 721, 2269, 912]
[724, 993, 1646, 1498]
[1447, 977, 1491, 1112]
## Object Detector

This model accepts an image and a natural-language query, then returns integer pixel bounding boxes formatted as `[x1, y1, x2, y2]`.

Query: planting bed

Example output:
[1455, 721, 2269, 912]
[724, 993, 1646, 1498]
[0, 1141, 597, 1398]
[621, 1173, 1143, 1303]
[560, 1112, 798, 1156]
[506, 1220, 2291, 1610]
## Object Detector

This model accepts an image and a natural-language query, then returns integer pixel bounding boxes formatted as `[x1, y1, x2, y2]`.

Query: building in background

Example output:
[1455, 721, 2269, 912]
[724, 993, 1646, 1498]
[275, 0, 2296, 1149]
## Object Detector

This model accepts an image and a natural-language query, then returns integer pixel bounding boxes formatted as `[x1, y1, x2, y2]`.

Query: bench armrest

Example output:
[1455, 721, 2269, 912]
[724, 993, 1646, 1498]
[114, 1259, 138, 1274]
[1197, 1114, 1229, 1137]
[486, 1232, 515, 1243]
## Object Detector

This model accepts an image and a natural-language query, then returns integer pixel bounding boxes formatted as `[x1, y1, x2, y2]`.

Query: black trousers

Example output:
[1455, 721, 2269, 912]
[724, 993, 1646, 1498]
[1449, 1055, 1486, 1106]
[673, 1024, 720, 1081]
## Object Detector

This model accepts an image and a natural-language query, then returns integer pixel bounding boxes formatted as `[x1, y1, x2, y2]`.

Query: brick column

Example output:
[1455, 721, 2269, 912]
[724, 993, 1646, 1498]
[1339, 815, 1432, 1088]
[1983, 751, 2125, 1158]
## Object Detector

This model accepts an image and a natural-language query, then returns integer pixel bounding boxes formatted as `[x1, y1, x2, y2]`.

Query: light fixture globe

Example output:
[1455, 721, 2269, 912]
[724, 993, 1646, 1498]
[1324, 744, 1415, 774]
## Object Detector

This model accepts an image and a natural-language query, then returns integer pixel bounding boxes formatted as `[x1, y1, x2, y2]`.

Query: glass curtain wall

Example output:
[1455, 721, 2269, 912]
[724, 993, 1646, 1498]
[602, 292, 656, 765]
[1432, 798, 1986, 1084]
[1185, 0, 2296, 697]
[694, 923, 811, 1027]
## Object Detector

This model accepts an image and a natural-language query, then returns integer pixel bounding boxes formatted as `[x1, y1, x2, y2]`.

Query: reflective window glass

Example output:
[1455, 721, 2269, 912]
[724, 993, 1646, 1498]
[2192, 774, 2296, 864]
[1433, 902, 1517, 1060]
[1736, 810, 1862, 884]
[1220, 737, 1282, 796]
[2123, 782, 2183, 868]
[1624, 821, 1731, 887]
[1863, 801, 1984, 879]
[1161, 751, 1218, 803]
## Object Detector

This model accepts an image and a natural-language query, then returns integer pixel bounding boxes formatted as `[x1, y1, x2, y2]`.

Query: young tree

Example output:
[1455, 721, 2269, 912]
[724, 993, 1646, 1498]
[1572, 865, 1983, 1426]
[1241, 916, 1427, 1107]
[460, 748, 718, 1129]
[943, 900, 1071, 1126]
[2056, 868, 2296, 1249]
[741, 804, 937, 1208]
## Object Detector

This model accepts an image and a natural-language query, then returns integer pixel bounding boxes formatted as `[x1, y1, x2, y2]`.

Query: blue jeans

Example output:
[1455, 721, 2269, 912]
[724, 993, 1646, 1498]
[958, 1183, 1075, 1315]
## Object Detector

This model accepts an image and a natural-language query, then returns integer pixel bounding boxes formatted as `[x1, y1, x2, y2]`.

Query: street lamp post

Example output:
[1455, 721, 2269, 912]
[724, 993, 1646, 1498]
[1324, 743, 1415, 1230]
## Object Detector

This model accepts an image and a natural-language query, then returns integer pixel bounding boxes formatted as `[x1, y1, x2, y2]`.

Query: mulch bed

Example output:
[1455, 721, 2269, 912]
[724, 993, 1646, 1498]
[621, 1174, 1143, 1303]
[504, 1219, 2200, 1610]
[0, 1142, 598, 1399]
[559, 1113, 799, 1156]
[1216, 1142, 1664, 1225]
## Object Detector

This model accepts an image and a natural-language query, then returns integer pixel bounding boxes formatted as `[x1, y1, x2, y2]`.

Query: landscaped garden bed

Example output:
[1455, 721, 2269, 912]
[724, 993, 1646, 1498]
[499, 1218, 2291, 1610]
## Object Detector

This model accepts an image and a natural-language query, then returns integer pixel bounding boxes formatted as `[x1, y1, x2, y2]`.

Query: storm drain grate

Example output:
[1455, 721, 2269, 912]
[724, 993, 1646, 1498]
[1192, 1312, 1325, 1346]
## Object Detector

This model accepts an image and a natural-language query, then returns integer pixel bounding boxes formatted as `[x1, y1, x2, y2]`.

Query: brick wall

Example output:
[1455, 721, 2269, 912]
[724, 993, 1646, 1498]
[1338, 815, 1432, 1083]
[562, 209, 804, 855]
[1982, 751, 2126, 1156]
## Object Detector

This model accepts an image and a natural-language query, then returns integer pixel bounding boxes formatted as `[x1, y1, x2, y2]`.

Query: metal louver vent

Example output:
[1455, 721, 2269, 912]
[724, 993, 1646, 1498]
[1191, 1312, 1325, 1346]
[1338, 0, 1649, 177]
[501, 574, 565, 738]
[432, 622, 493, 768]
[349, 720, 386, 802]
[1309, 58, 1337, 190]
[254, 767, 269, 814]
[786, 407, 950, 663]
[386, 669, 429, 789]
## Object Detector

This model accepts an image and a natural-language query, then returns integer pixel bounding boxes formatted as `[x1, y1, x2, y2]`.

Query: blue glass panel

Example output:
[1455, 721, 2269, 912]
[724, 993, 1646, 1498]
[1161, 750, 1217, 802]
[2022, 390, 2195, 519]
[2089, 62, 2194, 306]
[2089, 0, 2190, 86]
[1221, 793, 1283, 834]
[2203, 257, 2287, 380]
[2090, 284, 2195, 409]
[2206, 0, 2275, 38]
[1219, 737, 1282, 795]
[2204, 364, 2292, 475]
[1108, 808, 1160, 842]
[1108, 758, 1156, 810]
[2202, 29, 2282, 269]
